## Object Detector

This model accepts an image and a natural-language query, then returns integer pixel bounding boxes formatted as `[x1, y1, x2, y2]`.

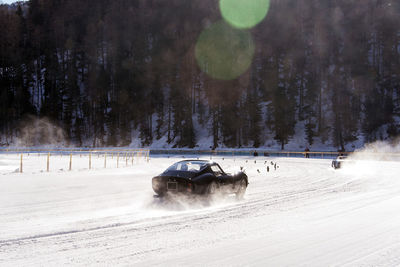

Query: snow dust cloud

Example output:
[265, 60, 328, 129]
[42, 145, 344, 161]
[350, 140, 400, 161]
[13, 115, 66, 147]
[148, 191, 239, 212]
[341, 140, 400, 180]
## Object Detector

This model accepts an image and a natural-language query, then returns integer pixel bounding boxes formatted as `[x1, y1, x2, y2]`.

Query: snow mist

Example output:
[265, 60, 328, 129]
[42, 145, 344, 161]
[350, 140, 400, 162]
[13, 116, 66, 147]
[341, 140, 400, 180]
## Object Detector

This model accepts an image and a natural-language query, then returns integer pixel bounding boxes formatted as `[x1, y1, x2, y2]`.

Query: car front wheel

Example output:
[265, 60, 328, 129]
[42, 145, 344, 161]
[236, 179, 247, 200]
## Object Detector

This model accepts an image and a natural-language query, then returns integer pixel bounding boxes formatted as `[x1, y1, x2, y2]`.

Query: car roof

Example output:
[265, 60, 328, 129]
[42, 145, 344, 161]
[177, 160, 213, 164]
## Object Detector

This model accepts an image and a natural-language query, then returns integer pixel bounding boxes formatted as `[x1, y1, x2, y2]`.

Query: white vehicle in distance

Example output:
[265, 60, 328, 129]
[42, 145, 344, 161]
[331, 155, 349, 169]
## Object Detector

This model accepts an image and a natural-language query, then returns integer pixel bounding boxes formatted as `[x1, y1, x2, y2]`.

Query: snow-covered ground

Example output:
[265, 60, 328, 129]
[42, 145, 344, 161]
[1, 153, 400, 266]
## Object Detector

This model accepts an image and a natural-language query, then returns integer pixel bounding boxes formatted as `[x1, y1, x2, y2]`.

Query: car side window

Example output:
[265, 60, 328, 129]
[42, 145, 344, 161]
[211, 165, 223, 177]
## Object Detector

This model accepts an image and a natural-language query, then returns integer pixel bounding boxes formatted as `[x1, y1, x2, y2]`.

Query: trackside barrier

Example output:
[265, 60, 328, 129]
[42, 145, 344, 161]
[0, 149, 150, 173]
[149, 149, 350, 159]
[149, 149, 400, 160]
[6, 148, 400, 173]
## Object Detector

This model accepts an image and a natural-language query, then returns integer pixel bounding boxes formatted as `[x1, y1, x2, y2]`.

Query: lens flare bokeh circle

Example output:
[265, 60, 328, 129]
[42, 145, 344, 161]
[195, 21, 255, 81]
[219, 0, 270, 29]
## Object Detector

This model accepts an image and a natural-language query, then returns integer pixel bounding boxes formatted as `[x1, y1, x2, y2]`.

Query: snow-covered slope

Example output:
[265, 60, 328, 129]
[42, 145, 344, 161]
[1, 154, 400, 266]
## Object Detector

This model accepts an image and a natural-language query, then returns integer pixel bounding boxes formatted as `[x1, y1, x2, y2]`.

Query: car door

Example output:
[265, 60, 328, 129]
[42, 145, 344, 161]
[211, 164, 234, 191]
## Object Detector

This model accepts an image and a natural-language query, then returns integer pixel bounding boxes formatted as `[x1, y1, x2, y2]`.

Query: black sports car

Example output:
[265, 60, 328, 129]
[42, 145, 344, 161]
[152, 160, 248, 199]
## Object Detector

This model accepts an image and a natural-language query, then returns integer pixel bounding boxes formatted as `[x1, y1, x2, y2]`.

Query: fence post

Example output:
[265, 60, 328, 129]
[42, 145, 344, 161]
[126, 155, 128, 167]
[69, 153, 72, 171]
[104, 153, 107, 168]
[47, 153, 50, 172]
[132, 152, 134, 165]
[20, 154, 23, 173]
[117, 153, 119, 168]
[89, 151, 92, 170]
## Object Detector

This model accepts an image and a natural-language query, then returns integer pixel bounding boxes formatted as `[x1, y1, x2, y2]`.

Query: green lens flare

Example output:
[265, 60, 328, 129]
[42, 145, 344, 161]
[195, 21, 255, 81]
[219, 0, 270, 29]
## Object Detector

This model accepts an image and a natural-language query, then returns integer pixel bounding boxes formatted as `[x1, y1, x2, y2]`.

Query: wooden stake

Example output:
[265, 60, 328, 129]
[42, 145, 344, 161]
[20, 154, 23, 173]
[47, 153, 50, 172]
[89, 152, 92, 170]
[69, 153, 72, 171]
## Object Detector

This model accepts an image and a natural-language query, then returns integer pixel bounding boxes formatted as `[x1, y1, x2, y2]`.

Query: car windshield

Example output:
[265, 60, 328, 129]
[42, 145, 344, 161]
[166, 161, 207, 172]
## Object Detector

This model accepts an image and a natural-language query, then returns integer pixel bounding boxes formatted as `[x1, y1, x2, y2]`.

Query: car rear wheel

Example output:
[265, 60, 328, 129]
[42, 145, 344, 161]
[236, 179, 247, 200]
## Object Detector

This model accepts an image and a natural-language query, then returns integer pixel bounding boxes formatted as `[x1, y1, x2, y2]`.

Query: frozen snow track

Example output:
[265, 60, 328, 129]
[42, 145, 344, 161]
[1, 155, 400, 266]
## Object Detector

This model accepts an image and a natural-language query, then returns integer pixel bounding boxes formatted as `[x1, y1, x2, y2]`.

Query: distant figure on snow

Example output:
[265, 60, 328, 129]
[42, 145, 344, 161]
[338, 148, 346, 157]
[304, 147, 310, 158]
